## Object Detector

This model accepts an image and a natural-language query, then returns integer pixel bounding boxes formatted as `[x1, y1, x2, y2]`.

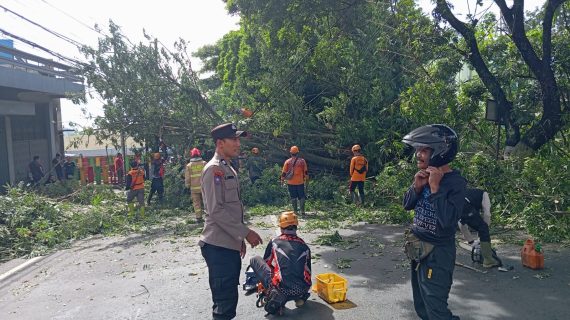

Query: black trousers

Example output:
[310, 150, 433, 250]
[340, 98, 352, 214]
[250, 255, 309, 302]
[411, 242, 457, 320]
[287, 184, 305, 199]
[249, 255, 272, 289]
[201, 243, 241, 320]
[148, 178, 164, 203]
[349, 181, 365, 201]
[460, 212, 490, 242]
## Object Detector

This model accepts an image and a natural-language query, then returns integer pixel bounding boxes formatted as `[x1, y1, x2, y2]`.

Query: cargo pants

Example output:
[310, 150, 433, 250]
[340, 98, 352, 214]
[201, 243, 241, 320]
[411, 242, 459, 320]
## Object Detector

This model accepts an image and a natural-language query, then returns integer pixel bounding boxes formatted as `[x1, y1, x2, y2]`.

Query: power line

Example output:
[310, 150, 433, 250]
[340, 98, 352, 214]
[39, 0, 104, 37]
[0, 4, 84, 48]
[0, 27, 84, 66]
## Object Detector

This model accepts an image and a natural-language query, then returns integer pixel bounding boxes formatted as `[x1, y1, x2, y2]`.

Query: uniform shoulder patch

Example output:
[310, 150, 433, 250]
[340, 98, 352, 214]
[213, 168, 224, 185]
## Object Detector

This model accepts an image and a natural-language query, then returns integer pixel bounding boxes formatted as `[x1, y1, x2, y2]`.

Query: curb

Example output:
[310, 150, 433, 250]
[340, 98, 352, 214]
[0, 255, 46, 286]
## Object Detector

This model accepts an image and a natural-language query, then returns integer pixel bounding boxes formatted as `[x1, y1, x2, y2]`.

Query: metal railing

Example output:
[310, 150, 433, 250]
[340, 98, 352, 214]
[0, 45, 83, 83]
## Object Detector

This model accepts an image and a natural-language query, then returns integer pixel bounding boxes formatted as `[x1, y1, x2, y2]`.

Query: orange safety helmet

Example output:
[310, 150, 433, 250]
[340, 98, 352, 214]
[153, 152, 161, 160]
[278, 211, 299, 228]
[251, 147, 259, 154]
[190, 148, 201, 157]
[241, 108, 253, 118]
[351, 144, 361, 152]
[290, 145, 299, 154]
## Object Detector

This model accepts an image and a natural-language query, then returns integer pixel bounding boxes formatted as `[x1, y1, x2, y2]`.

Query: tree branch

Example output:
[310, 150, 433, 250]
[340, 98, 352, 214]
[543, 0, 567, 68]
[505, 1, 544, 79]
[435, 0, 512, 114]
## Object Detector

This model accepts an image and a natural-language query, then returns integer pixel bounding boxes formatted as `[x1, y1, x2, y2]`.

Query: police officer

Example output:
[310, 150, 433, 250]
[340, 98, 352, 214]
[402, 124, 466, 320]
[199, 123, 263, 320]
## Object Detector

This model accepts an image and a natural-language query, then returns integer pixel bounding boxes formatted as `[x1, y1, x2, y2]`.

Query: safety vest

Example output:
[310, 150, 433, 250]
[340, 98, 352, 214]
[350, 155, 368, 182]
[282, 157, 307, 185]
[128, 168, 145, 190]
[186, 157, 206, 193]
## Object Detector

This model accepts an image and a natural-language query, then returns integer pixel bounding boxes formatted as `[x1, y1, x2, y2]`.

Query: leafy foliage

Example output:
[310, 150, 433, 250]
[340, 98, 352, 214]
[78, 21, 220, 152]
[0, 183, 191, 261]
[241, 165, 288, 207]
[456, 147, 570, 242]
[162, 164, 193, 209]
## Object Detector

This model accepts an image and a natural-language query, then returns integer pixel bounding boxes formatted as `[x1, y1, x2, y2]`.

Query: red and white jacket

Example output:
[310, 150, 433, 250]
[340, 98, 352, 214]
[263, 232, 312, 296]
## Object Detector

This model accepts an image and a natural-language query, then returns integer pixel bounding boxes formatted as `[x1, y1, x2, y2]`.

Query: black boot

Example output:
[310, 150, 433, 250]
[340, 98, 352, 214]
[350, 191, 357, 204]
[291, 199, 298, 213]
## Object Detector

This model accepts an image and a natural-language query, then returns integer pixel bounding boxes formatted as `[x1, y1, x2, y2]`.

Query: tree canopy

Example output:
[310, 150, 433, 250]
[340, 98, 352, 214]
[78, 21, 221, 152]
[434, 0, 569, 156]
[77, 1, 569, 171]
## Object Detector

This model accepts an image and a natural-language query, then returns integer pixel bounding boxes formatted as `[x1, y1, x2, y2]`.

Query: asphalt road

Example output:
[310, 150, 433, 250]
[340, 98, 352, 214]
[1, 214, 568, 320]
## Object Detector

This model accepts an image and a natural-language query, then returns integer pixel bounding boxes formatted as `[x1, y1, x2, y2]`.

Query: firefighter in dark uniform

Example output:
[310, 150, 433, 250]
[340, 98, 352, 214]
[402, 124, 466, 320]
[199, 123, 263, 320]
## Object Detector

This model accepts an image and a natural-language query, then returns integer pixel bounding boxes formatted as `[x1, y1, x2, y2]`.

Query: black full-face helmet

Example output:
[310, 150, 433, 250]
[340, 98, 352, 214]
[402, 124, 459, 167]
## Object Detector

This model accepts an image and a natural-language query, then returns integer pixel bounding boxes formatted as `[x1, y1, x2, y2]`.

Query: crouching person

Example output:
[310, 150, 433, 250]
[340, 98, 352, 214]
[249, 212, 312, 315]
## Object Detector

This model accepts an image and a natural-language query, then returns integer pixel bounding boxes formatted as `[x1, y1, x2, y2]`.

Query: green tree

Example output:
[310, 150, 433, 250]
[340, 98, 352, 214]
[434, 0, 570, 155]
[198, 0, 456, 172]
[78, 21, 221, 151]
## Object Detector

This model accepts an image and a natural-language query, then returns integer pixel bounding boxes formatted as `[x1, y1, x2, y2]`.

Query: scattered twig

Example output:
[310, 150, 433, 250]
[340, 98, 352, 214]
[455, 261, 487, 274]
[131, 284, 150, 298]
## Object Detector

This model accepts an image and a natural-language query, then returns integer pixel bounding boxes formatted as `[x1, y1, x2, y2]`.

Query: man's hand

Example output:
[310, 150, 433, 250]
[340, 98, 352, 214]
[413, 169, 429, 194]
[426, 166, 444, 193]
[245, 230, 263, 248]
[240, 241, 246, 258]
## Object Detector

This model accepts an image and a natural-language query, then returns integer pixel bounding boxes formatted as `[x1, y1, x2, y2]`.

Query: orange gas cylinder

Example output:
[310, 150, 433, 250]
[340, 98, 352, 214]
[521, 239, 544, 270]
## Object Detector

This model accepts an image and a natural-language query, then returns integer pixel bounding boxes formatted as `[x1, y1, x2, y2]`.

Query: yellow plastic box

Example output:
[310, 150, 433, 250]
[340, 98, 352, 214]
[315, 273, 348, 303]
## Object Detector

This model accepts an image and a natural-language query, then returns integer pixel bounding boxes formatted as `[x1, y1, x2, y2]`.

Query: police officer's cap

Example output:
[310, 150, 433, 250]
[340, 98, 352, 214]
[211, 123, 248, 141]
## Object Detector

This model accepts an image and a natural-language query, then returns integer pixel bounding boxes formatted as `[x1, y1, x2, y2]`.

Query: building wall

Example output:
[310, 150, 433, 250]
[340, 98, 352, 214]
[9, 104, 51, 182]
[0, 116, 9, 190]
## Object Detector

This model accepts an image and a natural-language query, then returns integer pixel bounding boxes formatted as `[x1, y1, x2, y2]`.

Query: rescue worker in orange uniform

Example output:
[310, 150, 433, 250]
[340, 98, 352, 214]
[246, 147, 264, 184]
[125, 160, 146, 218]
[281, 146, 308, 215]
[185, 147, 206, 222]
[349, 144, 368, 206]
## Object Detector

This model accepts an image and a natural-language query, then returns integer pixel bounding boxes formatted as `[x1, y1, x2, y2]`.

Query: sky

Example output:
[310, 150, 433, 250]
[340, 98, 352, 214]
[1, 0, 545, 129]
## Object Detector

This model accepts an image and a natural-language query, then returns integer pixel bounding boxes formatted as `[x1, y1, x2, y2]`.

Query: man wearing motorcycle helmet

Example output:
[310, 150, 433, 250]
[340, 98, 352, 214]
[402, 124, 466, 320]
